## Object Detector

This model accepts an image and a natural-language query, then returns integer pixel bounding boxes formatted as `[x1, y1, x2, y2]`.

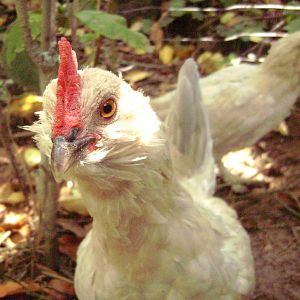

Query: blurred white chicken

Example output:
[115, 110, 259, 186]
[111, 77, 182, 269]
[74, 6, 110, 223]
[151, 31, 300, 183]
[29, 38, 254, 299]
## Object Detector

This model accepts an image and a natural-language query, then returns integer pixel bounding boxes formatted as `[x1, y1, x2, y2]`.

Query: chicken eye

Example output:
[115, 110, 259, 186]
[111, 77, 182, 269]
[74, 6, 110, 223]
[99, 98, 117, 120]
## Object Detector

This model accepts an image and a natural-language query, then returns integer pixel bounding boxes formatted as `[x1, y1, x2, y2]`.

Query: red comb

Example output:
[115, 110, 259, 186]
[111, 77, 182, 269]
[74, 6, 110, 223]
[52, 37, 81, 138]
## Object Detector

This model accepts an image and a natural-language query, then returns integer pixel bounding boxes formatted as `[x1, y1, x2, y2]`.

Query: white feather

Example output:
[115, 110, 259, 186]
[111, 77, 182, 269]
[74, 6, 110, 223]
[29, 66, 255, 300]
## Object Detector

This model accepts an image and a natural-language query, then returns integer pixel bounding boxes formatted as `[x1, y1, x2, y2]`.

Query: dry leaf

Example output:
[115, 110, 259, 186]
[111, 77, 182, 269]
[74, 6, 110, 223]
[175, 45, 195, 60]
[0, 281, 40, 297]
[36, 263, 73, 283]
[0, 204, 6, 222]
[0, 0, 15, 9]
[48, 279, 75, 296]
[124, 70, 152, 84]
[6, 191, 25, 204]
[276, 121, 289, 136]
[7, 94, 42, 118]
[10, 223, 30, 244]
[10, 232, 24, 244]
[130, 21, 142, 32]
[0, 15, 7, 27]
[197, 51, 225, 74]
[150, 22, 164, 52]
[0, 183, 25, 205]
[0, 230, 11, 245]
[3, 212, 27, 230]
[59, 186, 89, 216]
[58, 234, 81, 260]
[0, 183, 13, 202]
[22, 146, 41, 168]
[159, 45, 175, 65]
[57, 218, 87, 239]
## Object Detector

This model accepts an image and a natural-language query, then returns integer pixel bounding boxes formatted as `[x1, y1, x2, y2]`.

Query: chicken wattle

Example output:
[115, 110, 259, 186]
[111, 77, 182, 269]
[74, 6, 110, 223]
[29, 38, 255, 300]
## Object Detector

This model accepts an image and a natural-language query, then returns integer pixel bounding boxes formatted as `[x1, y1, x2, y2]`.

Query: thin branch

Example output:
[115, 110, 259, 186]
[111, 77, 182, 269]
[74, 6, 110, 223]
[121, 4, 300, 14]
[0, 111, 29, 202]
[169, 4, 300, 13]
[67, 0, 79, 52]
[36, 155, 59, 270]
[41, 0, 56, 51]
[164, 32, 287, 43]
[12, 131, 34, 139]
[15, 0, 56, 72]
[92, 0, 102, 67]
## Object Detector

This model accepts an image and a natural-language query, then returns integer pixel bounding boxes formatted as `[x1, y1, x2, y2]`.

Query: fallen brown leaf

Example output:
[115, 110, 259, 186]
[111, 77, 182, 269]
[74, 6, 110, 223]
[124, 70, 152, 84]
[159, 45, 175, 65]
[48, 279, 75, 296]
[150, 22, 163, 52]
[2, 212, 27, 230]
[0, 281, 40, 297]
[36, 263, 73, 283]
[57, 218, 87, 239]
[58, 234, 81, 260]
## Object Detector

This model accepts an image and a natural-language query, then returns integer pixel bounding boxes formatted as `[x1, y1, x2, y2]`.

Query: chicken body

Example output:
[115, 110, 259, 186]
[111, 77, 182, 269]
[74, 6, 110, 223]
[151, 32, 300, 160]
[30, 49, 254, 299]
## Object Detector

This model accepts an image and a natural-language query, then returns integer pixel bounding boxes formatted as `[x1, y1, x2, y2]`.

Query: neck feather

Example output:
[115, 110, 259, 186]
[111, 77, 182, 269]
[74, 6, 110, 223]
[76, 158, 178, 254]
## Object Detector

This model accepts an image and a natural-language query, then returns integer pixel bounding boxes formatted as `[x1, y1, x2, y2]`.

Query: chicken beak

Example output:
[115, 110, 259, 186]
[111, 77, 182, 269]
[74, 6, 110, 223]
[51, 130, 95, 182]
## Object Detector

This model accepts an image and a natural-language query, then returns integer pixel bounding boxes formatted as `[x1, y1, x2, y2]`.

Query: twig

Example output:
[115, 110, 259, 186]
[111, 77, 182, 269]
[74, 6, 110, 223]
[41, 0, 56, 51]
[92, 0, 102, 67]
[16, 0, 60, 271]
[0, 274, 44, 299]
[0, 111, 30, 202]
[36, 263, 73, 283]
[12, 131, 34, 139]
[36, 155, 59, 270]
[121, 4, 300, 14]
[0, 231, 11, 245]
[164, 32, 287, 43]
[274, 194, 300, 219]
[67, 0, 79, 52]
[168, 4, 300, 12]
[15, 0, 56, 72]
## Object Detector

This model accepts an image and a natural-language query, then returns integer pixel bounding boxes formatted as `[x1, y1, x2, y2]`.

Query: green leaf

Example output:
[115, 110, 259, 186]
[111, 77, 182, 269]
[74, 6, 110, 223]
[4, 23, 23, 65]
[170, 0, 186, 18]
[140, 19, 153, 34]
[79, 0, 96, 10]
[285, 18, 300, 33]
[76, 10, 149, 51]
[4, 13, 42, 66]
[79, 32, 97, 43]
[170, 0, 185, 8]
[30, 13, 42, 39]
[220, 0, 236, 7]
[0, 80, 9, 103]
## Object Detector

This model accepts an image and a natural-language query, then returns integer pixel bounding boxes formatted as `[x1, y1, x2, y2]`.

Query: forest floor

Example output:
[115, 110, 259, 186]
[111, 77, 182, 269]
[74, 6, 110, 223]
[0, 60, 300, 299]
[219, 105, 300, 300]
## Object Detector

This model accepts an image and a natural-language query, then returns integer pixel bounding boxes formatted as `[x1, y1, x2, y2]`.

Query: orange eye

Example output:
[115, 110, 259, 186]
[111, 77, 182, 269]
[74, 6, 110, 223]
[99, 98, 117, 120]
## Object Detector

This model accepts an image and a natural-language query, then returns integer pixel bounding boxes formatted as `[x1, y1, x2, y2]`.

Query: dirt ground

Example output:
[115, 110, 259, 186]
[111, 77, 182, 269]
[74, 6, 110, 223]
[217, 105, 300, 300]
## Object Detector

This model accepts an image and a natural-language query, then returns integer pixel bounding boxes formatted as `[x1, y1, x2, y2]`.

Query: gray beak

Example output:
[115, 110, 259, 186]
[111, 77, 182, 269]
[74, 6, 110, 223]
[51, 128, 95, 182]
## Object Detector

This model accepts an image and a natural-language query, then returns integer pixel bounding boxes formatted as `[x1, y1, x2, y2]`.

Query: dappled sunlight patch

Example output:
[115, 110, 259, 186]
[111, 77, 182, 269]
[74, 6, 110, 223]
[222, 147, 265, 182]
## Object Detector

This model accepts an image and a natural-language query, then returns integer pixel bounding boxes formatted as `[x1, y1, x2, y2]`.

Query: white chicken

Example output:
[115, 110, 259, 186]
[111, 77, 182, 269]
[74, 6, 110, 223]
[151, 31, 300, 183]
[29, 38, 255, 300]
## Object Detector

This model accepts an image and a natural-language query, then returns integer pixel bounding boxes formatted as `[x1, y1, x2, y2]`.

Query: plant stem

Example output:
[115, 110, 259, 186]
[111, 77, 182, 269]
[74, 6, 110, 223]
[92, 0, 102, 67]
[16, 0, 60, 270]
[15, 0, 55, 74]
[41, 0, 56, 51]
[39, 0, 60, 270]
[37, 155, 59, 270]
[67, 0, 79, 52]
